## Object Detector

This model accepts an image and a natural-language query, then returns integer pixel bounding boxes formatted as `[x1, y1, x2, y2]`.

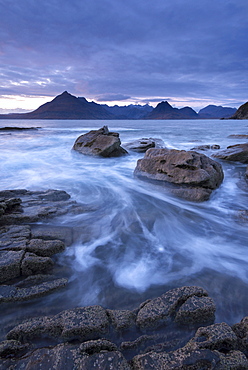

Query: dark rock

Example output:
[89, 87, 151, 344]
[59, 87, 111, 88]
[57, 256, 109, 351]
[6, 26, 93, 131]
[175, 296, 216, 325]
[0, 250, 25, 283]
[27, 239, 65, 257]
[134, 148, 224, 201]
[187, 322, 238, 352]
[72, 126, 127, 157]
[31, 225, 73, 246]
[0, 189, 82, 225]
[123, 138, 164, 153]
[79, 350, 131, 369]
[21, 252, 54, 276]
[190, 144, 220, 151]
[228, 134, 248, 138]
[136, 286, 209, 330]
[0, 278, 67, 303]
[232, 316, 248, 355]
[0, 126, 40, 131]
[79, 339, 118, 354]
[0, 339, 30, 358]
[7, 305, 110, 342]
[107, 309, 136, 332]
[0, 225, 30, 251]
[212, 143, 248, 163]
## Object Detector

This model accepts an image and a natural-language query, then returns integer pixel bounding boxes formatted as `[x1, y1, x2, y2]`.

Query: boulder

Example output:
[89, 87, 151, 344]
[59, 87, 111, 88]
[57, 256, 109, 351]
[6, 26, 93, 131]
[175, 296, 216, 325]
[21, 252, 54, 276]
[27, 239, 65, 257]
[72, 126, 127, 157]
[123, 138, 164, 153]
[106, 309, 136, 332]
[134, 148, 224, 201]
[0, 250, 25, 283]
[136, 286, 210, 330]
[212, 143, 248, 163]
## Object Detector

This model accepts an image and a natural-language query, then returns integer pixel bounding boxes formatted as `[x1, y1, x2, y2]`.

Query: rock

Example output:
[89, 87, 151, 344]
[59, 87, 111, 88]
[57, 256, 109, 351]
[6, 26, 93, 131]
[212, 143, 248, 163]
[0, 339, 30, 358]
[136, 286, 209, 330]
[0, 278, 67, 303]
[107, 309, 136, 332]
[21, 252, 54, 276]
[27, 239, 65, 257]
[228, 134, 248, 138]
[134, 148, 224, 201]
[79, 339, 118, 354]
[187, 322, 238, 352]
[0, 189, 82, 225]
[175, 296, 216, 325]
[0, 250, 25, 283]
[79, 350, 131, 369]
[31, 225, 73, 246]
[229, 101, 248, 119]
[0, 225, 30, 251]
[246, 166, 248, 178]
[7, 305, 110, 342]
[72, 126, 127, 157]
[190, 144, 220, 151]
[123, 138, 164, 153]
[232, 316, 248, 355]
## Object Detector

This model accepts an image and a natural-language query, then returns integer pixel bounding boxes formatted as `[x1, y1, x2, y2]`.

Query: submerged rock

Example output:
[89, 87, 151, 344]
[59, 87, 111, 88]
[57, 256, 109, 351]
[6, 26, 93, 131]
[190, 144, 220, 151]
[134, 148, 224, 201]
[123, 138, 164, 153]
[212, 143, 248, 163]
[72, 126, 127, 157]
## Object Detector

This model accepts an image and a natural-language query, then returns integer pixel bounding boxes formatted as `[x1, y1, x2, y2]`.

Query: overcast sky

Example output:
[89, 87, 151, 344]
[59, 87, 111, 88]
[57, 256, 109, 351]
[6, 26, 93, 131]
[0, 0, 247, 112]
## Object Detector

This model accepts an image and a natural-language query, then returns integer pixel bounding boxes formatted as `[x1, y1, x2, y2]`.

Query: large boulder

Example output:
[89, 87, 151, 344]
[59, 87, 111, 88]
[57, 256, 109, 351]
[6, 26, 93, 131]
[212, 143, 248, 163]
[72, 126, 127, 157]
[134, 148, 224, 201]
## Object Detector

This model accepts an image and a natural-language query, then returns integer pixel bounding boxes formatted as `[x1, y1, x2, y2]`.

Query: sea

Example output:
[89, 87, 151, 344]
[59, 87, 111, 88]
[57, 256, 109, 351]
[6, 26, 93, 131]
[1, 118, 248, 338]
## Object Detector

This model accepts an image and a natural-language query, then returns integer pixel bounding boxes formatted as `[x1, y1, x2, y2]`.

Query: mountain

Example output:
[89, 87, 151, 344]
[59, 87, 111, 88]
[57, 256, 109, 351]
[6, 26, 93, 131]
[0, 91, 115, 120]
[102, 104, 153, 119]
[198, 105, 237, 119]
[145, 101, 198, 119]
[229, 101, 248, 119]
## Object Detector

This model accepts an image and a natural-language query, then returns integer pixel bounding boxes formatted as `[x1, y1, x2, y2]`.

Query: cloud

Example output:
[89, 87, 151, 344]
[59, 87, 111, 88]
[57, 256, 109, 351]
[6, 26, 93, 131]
[0, 0, 247, 109]
[95, 94, 131, 102]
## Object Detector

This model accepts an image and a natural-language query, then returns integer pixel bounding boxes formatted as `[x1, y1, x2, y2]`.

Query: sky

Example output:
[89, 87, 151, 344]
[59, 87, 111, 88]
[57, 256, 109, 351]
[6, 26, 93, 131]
[0, 0, 247, 113]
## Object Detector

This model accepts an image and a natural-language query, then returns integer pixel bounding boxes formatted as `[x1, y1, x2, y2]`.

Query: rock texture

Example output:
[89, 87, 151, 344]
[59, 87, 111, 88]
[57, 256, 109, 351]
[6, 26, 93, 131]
[134, 148, 224, 201]
[123, 138, 164, 153]
[2, 286, 248, 369]
[72, 126, 127, 157]
[212, 143, 248, 164]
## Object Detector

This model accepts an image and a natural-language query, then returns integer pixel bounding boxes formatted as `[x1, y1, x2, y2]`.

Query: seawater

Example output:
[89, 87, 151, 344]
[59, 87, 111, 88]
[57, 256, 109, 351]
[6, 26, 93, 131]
[1, 119, 248, 333]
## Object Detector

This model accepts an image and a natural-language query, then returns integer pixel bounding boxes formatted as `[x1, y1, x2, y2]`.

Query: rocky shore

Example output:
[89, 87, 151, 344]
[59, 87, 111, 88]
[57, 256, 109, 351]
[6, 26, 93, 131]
[0, 187, 248, 368]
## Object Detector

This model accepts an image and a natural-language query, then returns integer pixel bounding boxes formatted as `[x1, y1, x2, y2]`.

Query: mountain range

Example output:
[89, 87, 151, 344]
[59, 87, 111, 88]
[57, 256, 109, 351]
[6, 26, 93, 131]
[0, 91, 239, 120]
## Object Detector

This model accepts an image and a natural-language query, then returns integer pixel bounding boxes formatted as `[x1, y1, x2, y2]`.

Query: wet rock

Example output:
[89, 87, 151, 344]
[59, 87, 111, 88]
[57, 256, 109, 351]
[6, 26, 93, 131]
[123, 138, 164, 153]
[73, 126, 127, 157]
[0, 343, 83, 370]
[0, 225, 30, 251]
[79, 339, 118, 354]
[212, 143, 248, 163]
[79, 350, 131, 369]
[190, 144, 220, 151]
[175, 296, 216, 325]
[246, 165, 248, 178]
[0, 278, 67, 303]
[187, 322, 238, 352]
[136, 286, 209, 330]
[107, 309, 136, 332]
[0, 189, 83, 225]
[31, 225, 73, 246]
[228, 134, 248, 138]
[232, 316, 248, 355]
[0, 339, 30, 358]
[0, 198, 22, 218]
[0, 250, 25, 283]
[7, 305, 110, 342]
[134, 148, 224, 201]
[27, 239, 65, 257]
[21, 252, 54, 276]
